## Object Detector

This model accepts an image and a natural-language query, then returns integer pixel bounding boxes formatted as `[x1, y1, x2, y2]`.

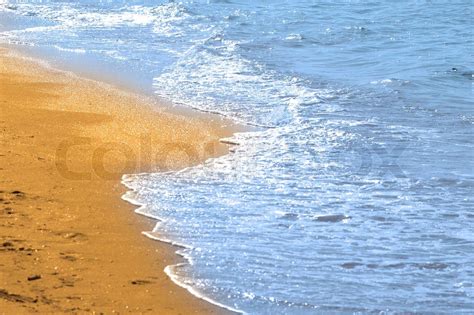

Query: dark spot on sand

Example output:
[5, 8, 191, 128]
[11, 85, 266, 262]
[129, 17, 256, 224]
[130, 279, 152, 285]
[4, 207, 13, 215]
[60, 254, 78, 262]
[39, 295, 54, 305]
[0, 289, 37, 303]
[27, 275, 41, 281]
[11, 190, 24, 195]
[2, 242, 13, 247]
[59, 276, 76, 287]
[315, 214, 351, 222]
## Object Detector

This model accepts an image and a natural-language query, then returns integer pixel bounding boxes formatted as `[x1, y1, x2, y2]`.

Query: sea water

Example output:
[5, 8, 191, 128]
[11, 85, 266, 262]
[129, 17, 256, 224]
[1, 1, 473, 313]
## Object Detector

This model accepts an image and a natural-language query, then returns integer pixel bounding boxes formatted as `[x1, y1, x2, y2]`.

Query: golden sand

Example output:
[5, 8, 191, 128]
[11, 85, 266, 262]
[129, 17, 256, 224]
[0, 47, 234, 314]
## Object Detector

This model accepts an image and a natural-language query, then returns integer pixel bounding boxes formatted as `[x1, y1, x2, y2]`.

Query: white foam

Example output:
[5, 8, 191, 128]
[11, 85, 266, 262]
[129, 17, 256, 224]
[152, 37, 336, 128]
[285, 33, 304, 41]
[53, 45, 86, 54]
[164, 265, 244, 314]
[1, 3, 191, 31]
[121, 174, 244, 314]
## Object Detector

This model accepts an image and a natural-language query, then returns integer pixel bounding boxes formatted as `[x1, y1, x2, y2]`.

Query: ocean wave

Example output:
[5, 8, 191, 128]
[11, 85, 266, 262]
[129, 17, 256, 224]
[1, 2, 192, 30]
[152, 40, 337, 127]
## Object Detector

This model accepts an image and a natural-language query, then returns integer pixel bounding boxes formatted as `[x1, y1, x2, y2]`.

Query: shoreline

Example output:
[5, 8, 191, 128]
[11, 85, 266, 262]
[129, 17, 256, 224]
[0, 47, 238, 313]
[120, 189, 242, 314]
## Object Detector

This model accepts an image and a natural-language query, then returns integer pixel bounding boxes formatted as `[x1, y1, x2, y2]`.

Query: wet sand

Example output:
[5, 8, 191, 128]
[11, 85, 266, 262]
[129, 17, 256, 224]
[0, 47, 234, 314]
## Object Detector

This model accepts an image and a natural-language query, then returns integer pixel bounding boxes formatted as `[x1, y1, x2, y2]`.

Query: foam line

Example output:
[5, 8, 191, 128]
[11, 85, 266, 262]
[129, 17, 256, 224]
[121, 175, 245, 315]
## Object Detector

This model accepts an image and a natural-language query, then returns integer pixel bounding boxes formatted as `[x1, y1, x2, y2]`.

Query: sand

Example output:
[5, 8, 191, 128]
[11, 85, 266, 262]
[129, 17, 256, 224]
[0, 47, 235, 314]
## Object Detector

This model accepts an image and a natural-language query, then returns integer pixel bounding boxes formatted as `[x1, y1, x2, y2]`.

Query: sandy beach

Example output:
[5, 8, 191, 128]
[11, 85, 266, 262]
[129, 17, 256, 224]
[0, 47, 234, 314]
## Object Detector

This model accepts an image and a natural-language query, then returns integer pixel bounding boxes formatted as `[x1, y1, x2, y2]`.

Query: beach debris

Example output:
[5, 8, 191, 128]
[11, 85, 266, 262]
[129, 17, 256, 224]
[27, 275, 42, 281]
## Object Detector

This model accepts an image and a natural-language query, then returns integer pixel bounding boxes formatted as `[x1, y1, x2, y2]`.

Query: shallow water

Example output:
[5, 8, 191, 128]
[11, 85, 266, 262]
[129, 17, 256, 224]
[1, 1, 473, 313]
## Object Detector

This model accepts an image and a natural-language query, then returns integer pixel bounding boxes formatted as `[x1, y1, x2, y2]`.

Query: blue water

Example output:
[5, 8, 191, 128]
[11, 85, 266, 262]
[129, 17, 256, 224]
[1, 1, 473, 313]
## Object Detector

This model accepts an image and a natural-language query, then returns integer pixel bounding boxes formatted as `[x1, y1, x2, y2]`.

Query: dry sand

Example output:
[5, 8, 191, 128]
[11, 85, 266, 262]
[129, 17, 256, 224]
[0, 47, 235, 314]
